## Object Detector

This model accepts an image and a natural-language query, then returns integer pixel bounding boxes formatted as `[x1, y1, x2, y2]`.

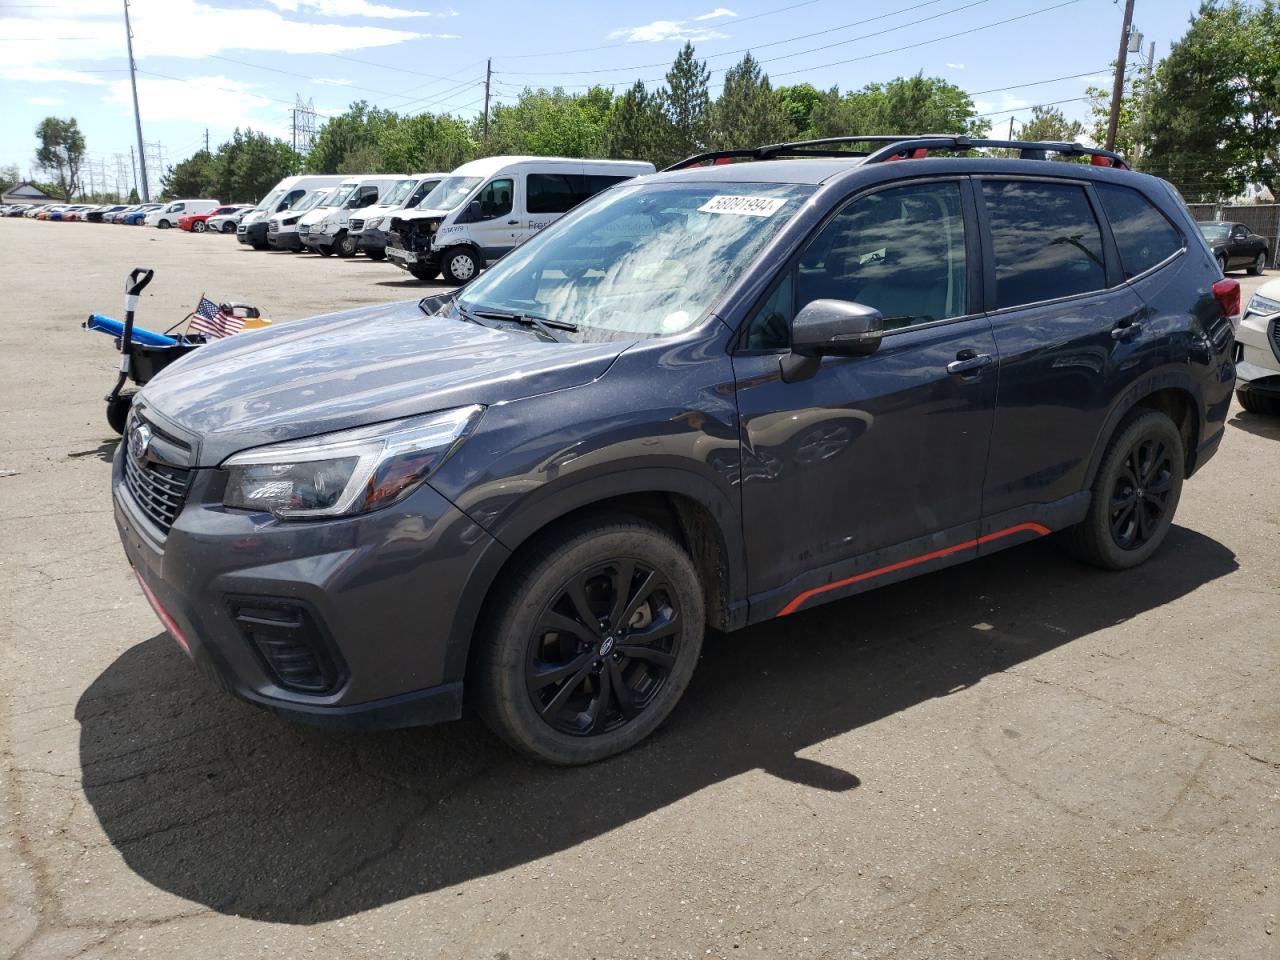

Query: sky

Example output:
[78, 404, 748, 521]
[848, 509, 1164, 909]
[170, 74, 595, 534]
[0, 0, 1210, 194]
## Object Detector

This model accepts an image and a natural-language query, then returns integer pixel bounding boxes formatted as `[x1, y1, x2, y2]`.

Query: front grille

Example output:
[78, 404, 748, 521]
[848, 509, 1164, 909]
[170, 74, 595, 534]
[299, 224, 310, 235]
[229, 598, 343, 693]
[349, 218, 364, 231]
[123, 454, 192, 534]
[1270, 318, 1280, 363]
[267, 220, 279, 233]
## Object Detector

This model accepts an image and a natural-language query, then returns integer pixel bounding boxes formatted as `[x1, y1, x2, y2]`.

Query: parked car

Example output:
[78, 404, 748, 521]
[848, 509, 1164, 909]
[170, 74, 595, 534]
[144, 199, 219, 228]
[387, 156, 655, 283]
[298, 175, 405, 257]
[121, 204, 162, 225]
[87, 205, 128, 223]
[177, 204, 242, 233]
[348, 173, 445, 260]
[1233, 277, 1280, 414]
[266, 189, 332, 251]
[204, 205, 252, 234]
[62, 205, 96, 222]
[113, 135, 1236, 765]
[26, 204, 58, 218]
[47, 205, 84, 221]
[238, 175, 348, 249]
[1198, 221, 1270, 275]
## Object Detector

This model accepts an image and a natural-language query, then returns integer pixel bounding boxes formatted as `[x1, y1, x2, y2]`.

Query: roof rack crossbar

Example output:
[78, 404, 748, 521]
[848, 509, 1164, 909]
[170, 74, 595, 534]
[663, 135, 1129, 172]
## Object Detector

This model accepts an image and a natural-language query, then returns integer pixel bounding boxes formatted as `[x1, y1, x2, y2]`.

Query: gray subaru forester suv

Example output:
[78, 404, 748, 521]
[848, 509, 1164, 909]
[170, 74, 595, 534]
[113, 135, 1237, 764]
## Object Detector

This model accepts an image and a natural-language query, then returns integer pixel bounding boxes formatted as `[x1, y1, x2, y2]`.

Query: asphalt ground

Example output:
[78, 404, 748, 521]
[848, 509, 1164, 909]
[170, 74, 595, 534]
[0, 217, 1276, 960]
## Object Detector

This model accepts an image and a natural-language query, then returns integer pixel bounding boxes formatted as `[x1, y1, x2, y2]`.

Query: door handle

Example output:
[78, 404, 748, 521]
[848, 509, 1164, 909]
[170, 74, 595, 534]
[1111, 321, 1143, 341]
[946, 350, 994, 375]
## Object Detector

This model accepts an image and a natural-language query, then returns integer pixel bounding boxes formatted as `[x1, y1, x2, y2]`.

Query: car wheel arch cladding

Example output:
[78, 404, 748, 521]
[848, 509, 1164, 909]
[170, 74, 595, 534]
[1084, 374, 1204, 487]
[445, 470, 746, 682]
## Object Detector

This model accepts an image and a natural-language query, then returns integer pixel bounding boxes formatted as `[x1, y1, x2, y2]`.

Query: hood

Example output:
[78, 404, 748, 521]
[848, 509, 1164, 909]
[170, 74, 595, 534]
[394, 206, 452, 224]
[137, 300, 628, 466]
[299, 208, 331, 226]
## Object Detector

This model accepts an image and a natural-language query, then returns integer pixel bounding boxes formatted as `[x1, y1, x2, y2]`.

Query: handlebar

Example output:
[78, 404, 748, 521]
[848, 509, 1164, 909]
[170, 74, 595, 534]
[126, 267, 154, 297]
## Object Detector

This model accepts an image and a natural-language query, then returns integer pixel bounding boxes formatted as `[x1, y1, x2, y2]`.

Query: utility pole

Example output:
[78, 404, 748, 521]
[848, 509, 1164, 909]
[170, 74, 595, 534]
[1007, 116, 1015, 140]
[482, 58, 492, 143]
[129, 145, 139, 198]
[204, 128, 209, 153]
[122, 0, 149, 201]
[1105, 0, 1136, 152]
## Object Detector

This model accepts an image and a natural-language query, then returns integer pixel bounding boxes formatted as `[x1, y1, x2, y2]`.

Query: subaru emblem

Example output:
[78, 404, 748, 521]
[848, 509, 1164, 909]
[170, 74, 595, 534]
[128, 421, 152, 463]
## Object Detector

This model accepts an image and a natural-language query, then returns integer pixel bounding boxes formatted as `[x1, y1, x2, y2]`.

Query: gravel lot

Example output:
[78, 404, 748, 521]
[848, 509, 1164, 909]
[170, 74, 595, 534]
[0, 218, 1277, 960]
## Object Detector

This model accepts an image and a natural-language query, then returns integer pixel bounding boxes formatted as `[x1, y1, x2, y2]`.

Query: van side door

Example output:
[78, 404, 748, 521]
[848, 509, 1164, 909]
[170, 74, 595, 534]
[975, 177, 1148, 539]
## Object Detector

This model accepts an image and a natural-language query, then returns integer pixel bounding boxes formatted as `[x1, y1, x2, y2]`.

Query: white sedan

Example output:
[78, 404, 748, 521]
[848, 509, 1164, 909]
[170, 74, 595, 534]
[1236, 276, 1280, 414]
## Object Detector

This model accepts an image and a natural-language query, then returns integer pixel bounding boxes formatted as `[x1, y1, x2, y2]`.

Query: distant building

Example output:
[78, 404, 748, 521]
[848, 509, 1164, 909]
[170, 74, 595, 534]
[1, 182, 58, 205]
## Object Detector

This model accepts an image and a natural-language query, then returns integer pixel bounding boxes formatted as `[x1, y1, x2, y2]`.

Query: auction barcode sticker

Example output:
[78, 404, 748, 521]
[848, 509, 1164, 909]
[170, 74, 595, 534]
[698, 195, 787, 217]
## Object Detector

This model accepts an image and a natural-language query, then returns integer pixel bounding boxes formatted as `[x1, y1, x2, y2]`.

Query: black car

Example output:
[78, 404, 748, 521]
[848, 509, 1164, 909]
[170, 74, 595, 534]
[112, 135, 1238, 765]
[1197, 220, 1270, 275]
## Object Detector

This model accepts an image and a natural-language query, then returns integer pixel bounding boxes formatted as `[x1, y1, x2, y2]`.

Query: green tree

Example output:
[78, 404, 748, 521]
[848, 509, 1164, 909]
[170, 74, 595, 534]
[776, 83, 823, 138]
[660, 42, 711, 165]
[203, 128, 300, 202]
[1085, 66, 1149, 165]
[160, 149, 215, 200]
[605, 81, 665, 161]
[34, 117, 86, 200]
[708, 52, 792, 150]
[809, 74, 987, 140]
[484, 87, 612, 158]
[0, 164, 20, 194]
[378, 112, 474, 172]
[1141, 0, 1279, 200]
[306, 102, 399, 174]
[1019, 104, 1086, 143]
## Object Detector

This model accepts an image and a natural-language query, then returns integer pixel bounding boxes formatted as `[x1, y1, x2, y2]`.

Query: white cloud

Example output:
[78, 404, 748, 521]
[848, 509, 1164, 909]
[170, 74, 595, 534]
[265, 0, 458, 19]
[0, 66, 112, 86]
[105, 74, 276, 124]
[946, 62, 965, 69]
[27, 96, 66, 105]
[609, 15, 731, 43]
[0, 0, 422, 66]
[313, 77, 355, 85]
[693, 7, 736, 19]
[974, 94, 1031, 116]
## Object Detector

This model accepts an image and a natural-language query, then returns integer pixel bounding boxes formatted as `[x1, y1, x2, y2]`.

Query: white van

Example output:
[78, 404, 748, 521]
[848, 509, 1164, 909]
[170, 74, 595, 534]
[266, 187, 333, 251]
[298, 175, 404, 257]
[385, 156, 654, 283]
[348, 172, 447, 260]
[145, 199, 218, 229]
[237, 174, 348, 249]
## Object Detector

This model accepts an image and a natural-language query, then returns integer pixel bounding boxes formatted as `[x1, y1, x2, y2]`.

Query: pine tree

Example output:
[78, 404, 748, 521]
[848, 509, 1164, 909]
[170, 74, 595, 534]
[606, 81, 663, 161]
[660, 42, 710, 165]
[708, 52, 792, 150]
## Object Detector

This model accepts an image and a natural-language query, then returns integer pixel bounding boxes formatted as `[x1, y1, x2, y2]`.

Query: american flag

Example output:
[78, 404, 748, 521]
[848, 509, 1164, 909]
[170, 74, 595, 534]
[189, 296, 244, 339]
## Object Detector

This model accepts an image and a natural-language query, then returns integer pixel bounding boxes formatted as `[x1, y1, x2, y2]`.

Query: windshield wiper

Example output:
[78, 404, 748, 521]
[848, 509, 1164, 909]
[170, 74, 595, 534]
[469, 307, 578, 343]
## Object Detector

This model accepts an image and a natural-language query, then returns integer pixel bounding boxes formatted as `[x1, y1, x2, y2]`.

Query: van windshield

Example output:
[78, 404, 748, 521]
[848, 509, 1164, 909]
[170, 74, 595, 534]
[418, 176, 481, 210]
[294, 189, 330, 213]
[322, 185, 356, 208]
[458, 181, 814, 342]
[383, 179, 417, 206]
[256, 189, 283, 212]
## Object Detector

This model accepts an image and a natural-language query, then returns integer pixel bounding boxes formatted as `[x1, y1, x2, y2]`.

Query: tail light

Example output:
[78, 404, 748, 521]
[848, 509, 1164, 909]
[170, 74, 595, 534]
[1212, 278, 1241, 319]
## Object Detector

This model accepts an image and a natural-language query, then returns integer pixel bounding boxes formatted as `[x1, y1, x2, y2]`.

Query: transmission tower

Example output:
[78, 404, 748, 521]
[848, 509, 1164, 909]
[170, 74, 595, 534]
[291, 95, 317, 154]
[144, 141, 166, 199]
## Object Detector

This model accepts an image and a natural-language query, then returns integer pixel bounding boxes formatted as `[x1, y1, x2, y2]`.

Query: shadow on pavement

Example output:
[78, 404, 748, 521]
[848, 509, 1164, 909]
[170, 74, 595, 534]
[1228, 409, 1280, 440]
[67, 440, 119, 463]
[77, 526, 1237, 924]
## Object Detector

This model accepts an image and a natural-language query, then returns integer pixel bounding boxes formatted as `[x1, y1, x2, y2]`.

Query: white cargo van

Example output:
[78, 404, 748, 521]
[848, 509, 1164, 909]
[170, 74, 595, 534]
[145, 199, 219, 229]
[348, 172, 446, 260]
[266, 187, 334, 251]
[298, 175, 404, 257]
[237, 174, 348, 249]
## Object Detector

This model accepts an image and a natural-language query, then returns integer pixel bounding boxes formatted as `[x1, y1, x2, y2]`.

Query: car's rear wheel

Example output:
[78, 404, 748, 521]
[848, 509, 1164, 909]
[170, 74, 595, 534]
[1061, 409, 1184, 570]
[1247, 251, 1267, 275]
[1236, 387, 1280, 415]
[474, 518, 705, 764]
[221, 222, 235, 234]
[157, 219, 170, 229]
[1216, 254, 1228, 274]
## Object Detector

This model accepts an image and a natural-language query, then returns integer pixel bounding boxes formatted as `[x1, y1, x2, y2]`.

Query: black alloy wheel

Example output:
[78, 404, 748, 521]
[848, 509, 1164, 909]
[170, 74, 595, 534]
[1108, 435, 1174, 550]
[526, 559, 681, 737]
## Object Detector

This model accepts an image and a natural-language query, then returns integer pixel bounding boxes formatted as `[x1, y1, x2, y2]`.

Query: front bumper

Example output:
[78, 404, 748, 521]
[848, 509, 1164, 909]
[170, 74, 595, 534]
[237, 222, 268, 246]
[357, 227, 390, 253]
[301, 231, 335, 250]
[386, 244, 438, 271]
[1234, 307, 1279, 390]
[267, 231, 302, 251]
[112, 440, 504, 730]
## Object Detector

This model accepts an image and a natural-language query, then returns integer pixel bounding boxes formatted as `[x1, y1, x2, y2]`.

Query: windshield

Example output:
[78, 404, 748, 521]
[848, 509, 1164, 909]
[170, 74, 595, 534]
[459, 181, 814, 342]
[322, 185, 356, 209]
[1198, 223, 1230, 241]
[383, 179, 417, 207]
[294, 189, 330, 213]
[256, 189, 283, 213]
[418, 176, 481, 211]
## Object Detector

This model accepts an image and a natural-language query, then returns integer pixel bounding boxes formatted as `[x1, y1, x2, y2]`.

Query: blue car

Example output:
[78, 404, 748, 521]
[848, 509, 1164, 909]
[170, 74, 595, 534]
[122, 204, 161, 225]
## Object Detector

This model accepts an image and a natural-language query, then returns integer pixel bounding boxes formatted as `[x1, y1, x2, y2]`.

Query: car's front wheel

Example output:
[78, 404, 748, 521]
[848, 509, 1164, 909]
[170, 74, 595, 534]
[475, 518, 705, 764]
[443, 247, 479, 284]
[336, 231, 358, 257]
[193, 220, 206, 233]
[1061, 409, 1184, 570]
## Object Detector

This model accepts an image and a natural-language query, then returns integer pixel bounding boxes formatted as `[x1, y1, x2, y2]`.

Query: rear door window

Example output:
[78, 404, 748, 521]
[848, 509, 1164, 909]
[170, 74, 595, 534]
[1094, 183, 1183, 279]
[981, 180, 1106, 309]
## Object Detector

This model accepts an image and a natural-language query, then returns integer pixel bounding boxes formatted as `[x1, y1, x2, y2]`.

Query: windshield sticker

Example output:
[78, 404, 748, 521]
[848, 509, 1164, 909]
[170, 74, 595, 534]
[698, 195, 787, 217]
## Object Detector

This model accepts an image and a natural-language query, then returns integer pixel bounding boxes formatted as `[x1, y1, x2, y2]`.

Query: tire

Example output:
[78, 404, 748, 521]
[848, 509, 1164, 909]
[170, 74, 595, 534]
[251, 241, 267, 251]
[1236, 387, 1280, 415]
[442, 247, 480, 284]
[1061, 409, 1185, 570]
[474, 517, 706, 765]
[221, 222, 235, 234]
[317, 244, 333, 257]
[106, 392, 134, 435]
[366, 247, 386, 261]
[409, 264, 440, 282]
[157, 219, 170, 229]
[193, 220, 206, 233]
[1216, 254, 1228, 274]
[1247, 251, 1267, 276]
[335, 231, 358, 257]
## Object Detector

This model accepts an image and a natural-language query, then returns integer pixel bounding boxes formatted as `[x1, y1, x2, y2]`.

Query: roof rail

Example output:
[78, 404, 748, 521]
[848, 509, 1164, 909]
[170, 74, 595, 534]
[663, 135, 1130, 172]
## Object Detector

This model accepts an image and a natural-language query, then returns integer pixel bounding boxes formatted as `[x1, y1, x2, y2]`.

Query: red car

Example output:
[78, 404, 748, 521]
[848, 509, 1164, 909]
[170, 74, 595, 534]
[178, 204, 238, 233]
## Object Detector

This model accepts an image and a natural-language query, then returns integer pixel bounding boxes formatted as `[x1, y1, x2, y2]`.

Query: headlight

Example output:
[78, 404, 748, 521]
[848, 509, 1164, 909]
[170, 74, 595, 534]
[222, 405, 484, 518]
[366, 217, 383, 230]
[1245, 293, 1280, 317]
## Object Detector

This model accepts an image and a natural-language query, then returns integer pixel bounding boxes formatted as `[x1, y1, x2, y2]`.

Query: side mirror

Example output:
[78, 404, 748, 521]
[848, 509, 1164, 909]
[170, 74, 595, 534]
[782, 300, 885, 383]
[462, 199, 483, 223]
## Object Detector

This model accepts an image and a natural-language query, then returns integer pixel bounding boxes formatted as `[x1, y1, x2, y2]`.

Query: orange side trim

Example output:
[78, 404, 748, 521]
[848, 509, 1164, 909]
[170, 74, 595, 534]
[776, 522, 1051, 617]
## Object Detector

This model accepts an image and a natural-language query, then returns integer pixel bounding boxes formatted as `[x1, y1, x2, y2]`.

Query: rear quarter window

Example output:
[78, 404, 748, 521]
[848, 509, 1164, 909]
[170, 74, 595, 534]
[1095, 183, 1184, 279]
